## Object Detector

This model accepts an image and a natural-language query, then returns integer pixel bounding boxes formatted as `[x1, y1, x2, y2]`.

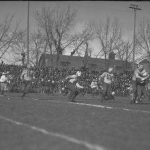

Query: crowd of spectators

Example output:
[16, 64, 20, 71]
[112, 72, 133, 96]
[0, 63, 134, 96]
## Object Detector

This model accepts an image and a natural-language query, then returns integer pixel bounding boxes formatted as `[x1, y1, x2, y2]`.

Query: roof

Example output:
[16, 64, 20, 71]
[40, 53, 130, 63]
[136, 56, 150, 64]
[39, 53, 132, 71]
[140, 59, 150, 64]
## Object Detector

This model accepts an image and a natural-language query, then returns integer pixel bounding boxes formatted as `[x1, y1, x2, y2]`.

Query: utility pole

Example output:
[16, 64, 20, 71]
[27, 0, 30, 66]
[129, 4, 141, 70]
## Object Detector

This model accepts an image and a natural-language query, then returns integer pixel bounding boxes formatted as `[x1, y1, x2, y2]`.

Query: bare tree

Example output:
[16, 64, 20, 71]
[94, 17, 122, 68]
[11, 29, 47, 66]
[10, 29, 26, 64]
[30, 29, 46, 66]
[115, 40, 133, 70]
[0, 15, 19, 60]
[34, 6, 77, 65]
[69, 23, 94, 57]
[115, 41, 132, 60]
[137, 18, 150, 59]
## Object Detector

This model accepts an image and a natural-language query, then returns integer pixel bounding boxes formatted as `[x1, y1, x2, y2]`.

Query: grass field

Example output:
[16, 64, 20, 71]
[0, 93, 150, 150]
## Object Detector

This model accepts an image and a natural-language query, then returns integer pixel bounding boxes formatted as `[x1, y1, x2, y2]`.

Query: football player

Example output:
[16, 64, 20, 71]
[131, 64, 149, 103]
[99, 67, 115, 102]
[64, 70, 84, 102]
[20, 65, 33, 98]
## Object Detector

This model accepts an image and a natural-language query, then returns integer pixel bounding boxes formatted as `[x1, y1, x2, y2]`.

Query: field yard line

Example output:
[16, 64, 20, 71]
[0, 115, 106, 150]
[71, 102, 150, 114]
[31, 98, 150, 114]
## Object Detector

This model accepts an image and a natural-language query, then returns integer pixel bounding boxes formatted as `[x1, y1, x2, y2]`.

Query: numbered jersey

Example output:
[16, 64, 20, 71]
[0, 75, 8, 83]
[21, 69, 32, 81]
[90, 81, 98, 89]
[100, 72, 113, 84]
[66, 75, 78, 84]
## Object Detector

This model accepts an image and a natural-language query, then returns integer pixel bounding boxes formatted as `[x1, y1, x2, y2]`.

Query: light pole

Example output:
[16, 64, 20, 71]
[27, 0, 30, 66]
[129, 4, 141, 70]
[35, 39, 39, 67]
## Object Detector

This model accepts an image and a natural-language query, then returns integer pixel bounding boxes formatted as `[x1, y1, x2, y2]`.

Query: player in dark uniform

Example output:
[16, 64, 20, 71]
[64, 70, 84, 102]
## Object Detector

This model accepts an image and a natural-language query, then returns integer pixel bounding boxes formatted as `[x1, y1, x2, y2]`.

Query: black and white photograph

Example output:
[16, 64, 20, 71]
[0, 1, 150, 150]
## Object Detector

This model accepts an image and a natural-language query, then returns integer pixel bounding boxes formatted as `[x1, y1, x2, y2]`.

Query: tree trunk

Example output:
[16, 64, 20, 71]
[56, 46, 63, 67]
[56, 53, 60, 67]
[48, 42, 53, 67]
[104, 53, 107, 70]
[36, 48, 39, 67]
[43, 42, 47, 67]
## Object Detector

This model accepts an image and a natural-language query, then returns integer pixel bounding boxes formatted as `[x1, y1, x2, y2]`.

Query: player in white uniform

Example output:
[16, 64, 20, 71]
[90, 78, 99, 96]
[131, 64, 149, 103]
[20, 65, 33, 98]
[99, 67, 115, 102]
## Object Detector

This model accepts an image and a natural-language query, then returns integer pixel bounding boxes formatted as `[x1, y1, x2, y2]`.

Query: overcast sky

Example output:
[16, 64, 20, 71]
[0, 1, 150, 63]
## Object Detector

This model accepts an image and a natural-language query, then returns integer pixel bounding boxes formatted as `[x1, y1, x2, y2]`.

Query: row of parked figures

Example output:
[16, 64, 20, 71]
[0, 64, 150, 103]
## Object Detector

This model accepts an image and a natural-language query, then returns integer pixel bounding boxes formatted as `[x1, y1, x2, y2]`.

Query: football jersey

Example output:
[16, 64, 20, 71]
[68, 75, 78, 83]
[90, 81, 98, 88]
[100, 72, 113, 84]
[132, 68, 147, 81]
[139, 69, 147, 77]
[21, 69, 32, 81]
[0, 75, 8, 82]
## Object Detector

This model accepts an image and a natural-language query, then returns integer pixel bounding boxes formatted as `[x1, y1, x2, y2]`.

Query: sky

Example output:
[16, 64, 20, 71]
[0, 1, 150, 64]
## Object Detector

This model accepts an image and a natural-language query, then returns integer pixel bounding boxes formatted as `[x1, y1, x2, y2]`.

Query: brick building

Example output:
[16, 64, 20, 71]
[39, 52, 132, 73]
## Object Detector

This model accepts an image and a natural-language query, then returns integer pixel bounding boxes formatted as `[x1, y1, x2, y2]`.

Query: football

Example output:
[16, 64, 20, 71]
[112, 91, 115, 95]
[142, 72, 147, 77]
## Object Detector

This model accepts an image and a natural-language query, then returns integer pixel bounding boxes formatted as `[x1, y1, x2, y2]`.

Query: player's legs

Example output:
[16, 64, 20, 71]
[136, 84, 143, 103]
[101, 83, 107, 102]
[107, 84, 115, 100]
[140, 84, 147, 102]
[69, 90, 79, 102]
[21, 81, 31, 97]
[0, 83, 5, 95]
[67, 82, 77, 102]
[131, 80, 137, 103]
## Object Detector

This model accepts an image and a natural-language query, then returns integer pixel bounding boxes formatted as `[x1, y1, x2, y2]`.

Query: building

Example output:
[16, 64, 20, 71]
[38, 53, 132, 73]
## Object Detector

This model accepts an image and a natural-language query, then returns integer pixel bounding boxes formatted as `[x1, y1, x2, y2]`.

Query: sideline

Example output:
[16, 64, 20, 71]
[31, 98, 150, 114]
[0, 115, 105, 150]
